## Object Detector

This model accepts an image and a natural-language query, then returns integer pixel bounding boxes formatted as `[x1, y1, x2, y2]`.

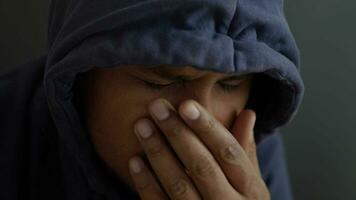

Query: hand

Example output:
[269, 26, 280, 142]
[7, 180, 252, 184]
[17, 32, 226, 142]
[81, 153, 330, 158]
[129, 98, 270, 200]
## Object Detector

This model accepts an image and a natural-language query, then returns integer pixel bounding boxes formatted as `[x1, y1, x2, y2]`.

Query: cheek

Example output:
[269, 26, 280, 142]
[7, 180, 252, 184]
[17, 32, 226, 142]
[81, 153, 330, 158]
[85, 80, 157, 179]
[213, 81, 252, 128]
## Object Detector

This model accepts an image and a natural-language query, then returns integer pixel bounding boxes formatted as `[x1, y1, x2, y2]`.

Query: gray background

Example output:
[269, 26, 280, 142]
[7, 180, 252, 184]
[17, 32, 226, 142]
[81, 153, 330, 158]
[0, 0, 355, 199]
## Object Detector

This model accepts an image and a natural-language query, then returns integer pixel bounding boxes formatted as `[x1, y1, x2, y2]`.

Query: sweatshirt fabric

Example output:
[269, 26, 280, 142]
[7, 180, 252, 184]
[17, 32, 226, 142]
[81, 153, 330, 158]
[0, 0, 304, 199]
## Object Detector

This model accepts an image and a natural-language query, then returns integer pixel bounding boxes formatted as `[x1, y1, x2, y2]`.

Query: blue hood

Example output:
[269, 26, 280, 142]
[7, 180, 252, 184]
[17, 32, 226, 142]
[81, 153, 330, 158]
[43, 0, 304, 197]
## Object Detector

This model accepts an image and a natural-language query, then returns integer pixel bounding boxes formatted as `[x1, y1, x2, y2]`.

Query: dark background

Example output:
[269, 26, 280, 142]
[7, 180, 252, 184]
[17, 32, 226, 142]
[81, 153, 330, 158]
[1, 1, 355, 199]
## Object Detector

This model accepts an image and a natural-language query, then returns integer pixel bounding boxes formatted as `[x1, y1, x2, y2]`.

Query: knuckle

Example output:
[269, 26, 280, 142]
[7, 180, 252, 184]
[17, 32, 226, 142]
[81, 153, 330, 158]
[220, 144, 244, 166]
[191, 155, 217, 179]
[145, 139, 164, 157]
[201, 117, 218, 133]
[205, 118, 218, 131]
[136, 179, 153, 191]
[172, 124, 186, 135]
[167, 178, 190, 199]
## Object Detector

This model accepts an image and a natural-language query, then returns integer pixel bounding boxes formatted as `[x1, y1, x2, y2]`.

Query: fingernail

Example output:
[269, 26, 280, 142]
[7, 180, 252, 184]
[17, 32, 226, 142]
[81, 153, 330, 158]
[129, 157, 142, 174]
[182, 102, 200, 120]
[135, 119, 152, 139]
[149, 99, 170, 120]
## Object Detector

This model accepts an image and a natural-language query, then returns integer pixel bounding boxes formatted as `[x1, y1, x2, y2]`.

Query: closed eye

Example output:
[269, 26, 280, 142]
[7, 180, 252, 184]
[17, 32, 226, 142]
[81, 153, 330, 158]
[218, 82, 241, 93]
[143, 80, 176, 90]
[142, 80, 241, 93]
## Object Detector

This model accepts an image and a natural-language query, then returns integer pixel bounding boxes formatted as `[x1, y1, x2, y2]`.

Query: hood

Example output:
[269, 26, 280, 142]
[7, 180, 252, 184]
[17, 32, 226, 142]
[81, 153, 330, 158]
[44, 0, 304, 197]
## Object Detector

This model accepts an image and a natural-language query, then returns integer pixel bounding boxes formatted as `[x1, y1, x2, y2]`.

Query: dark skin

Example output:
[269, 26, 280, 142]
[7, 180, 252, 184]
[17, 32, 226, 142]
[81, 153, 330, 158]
[81, 65, 270, 199]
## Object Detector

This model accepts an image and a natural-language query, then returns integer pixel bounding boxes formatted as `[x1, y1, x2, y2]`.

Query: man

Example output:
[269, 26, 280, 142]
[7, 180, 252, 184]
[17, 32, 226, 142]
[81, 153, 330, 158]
[0, 0, 304, 199]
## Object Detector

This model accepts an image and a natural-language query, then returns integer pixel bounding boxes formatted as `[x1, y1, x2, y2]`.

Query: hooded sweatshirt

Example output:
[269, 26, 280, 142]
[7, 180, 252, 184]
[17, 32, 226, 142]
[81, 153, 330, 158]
[0, 0, 304, 199]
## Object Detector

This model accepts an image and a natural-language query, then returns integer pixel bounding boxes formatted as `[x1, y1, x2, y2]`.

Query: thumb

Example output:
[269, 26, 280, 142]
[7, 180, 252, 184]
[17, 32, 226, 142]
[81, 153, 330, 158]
[230, 109, 260, 173]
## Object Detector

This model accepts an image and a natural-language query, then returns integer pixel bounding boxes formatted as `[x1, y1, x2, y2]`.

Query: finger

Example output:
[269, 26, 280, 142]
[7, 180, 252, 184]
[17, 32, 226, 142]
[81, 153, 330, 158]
[148, 98, 241, 199]
[129, 156, 169, 200]
[177, 99, 261, 196]
[230, 110, 270, 199]
[133, 118, 201, 200]
[230, 109, 260, 174]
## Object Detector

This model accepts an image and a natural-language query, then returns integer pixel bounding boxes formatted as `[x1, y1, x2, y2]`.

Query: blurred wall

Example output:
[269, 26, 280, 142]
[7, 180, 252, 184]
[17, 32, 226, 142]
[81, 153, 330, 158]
[1, 0, 355, 199]
[0, 0, 48, 69]
[282, 1, 356, 199]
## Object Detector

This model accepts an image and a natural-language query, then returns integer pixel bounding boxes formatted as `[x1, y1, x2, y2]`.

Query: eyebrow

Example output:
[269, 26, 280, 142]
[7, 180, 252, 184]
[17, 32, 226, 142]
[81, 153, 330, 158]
[140, 66, 250, 81]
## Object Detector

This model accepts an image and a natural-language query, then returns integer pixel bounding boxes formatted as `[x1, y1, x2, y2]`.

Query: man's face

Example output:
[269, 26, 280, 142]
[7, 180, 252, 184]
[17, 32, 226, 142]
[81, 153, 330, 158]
[81, 65, 253, 188]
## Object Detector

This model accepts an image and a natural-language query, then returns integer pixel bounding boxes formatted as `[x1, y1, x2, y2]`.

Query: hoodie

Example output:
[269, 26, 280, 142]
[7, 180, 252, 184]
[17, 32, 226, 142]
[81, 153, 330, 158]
[0, 0, 304, 199]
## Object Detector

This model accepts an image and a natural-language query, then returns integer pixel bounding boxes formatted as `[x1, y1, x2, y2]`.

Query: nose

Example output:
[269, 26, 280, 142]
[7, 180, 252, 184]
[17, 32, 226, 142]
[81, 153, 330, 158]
[188, 88, 213, 113]
[171, 81, 232, 123]
[169, 82, 235, 130]
[170, 81, 216, 117]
